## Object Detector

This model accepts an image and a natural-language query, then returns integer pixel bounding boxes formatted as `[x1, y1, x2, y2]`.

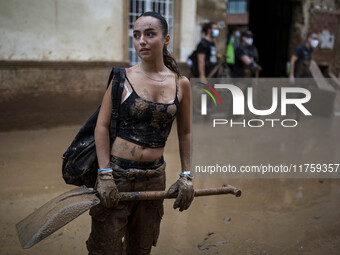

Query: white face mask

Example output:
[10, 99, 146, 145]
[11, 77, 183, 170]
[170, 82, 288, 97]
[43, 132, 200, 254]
[244, 37, 253, 46]
[310, 39, 319, 48]
[235, 31, 240, 37]
[212, 29, 219, 37]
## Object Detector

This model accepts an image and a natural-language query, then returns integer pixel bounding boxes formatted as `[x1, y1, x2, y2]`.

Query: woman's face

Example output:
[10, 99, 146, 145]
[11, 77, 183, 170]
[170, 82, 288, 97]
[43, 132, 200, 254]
[133, 16, 169, 61]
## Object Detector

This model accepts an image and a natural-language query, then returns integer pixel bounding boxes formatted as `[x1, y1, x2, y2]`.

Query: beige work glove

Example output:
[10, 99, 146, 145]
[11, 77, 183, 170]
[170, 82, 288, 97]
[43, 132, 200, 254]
[167, 176, 194, 212]
[95, 171, 121, 208]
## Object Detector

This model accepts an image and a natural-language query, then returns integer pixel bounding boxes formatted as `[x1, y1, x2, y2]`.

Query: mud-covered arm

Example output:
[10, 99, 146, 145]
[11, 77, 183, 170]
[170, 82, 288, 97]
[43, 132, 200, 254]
[241, 54, 252, 66]
[94, 80, 121, 208]
[176, 76, 192, 172]
[169, 77, 194, 211]
[94, 81, 113, 170]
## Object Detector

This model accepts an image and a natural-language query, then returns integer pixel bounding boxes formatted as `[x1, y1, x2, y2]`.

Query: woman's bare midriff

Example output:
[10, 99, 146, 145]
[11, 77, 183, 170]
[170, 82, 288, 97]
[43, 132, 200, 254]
[111, 136, 164, 162]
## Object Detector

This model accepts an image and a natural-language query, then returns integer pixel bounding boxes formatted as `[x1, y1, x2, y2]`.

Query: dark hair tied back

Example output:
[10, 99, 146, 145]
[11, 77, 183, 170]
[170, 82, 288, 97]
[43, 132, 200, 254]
[202, 22, 216, 35]
[137, 11, 181, 77]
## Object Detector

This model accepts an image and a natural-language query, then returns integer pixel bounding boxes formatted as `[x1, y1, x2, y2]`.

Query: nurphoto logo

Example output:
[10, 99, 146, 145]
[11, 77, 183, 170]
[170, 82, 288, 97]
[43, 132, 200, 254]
[196, 82, 312, 128]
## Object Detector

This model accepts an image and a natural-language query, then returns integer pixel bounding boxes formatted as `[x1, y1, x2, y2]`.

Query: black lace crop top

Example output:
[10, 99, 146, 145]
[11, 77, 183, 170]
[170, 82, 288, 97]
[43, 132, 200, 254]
[116, 76, 179, 148]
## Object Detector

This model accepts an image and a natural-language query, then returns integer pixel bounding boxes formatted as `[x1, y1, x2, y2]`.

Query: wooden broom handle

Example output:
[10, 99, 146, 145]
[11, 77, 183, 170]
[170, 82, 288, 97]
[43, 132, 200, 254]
[118, 185, 241, 201]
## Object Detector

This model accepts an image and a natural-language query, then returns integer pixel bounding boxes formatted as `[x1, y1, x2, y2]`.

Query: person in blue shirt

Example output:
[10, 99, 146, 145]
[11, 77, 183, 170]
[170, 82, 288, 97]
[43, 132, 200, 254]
[232, 30, 261, 78]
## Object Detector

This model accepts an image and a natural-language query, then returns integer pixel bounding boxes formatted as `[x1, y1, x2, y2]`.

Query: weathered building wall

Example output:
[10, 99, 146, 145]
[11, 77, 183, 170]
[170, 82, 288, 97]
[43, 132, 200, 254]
[0, 0, 195, 130]
[179, 0, 197, 62]
[310, 9, 340, 74]
[0, 0, 130, 100]
[0, 61, 128, 131]
[0, 0, 129, 130]
[289, 0, 340, 75]
[0, 0, 126, 62]
[196, 0, 227, 56]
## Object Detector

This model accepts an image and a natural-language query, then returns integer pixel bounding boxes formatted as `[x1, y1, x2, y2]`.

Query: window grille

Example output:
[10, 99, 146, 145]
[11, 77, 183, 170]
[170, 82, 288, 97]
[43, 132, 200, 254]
[226, 0, 248, 14]
[129, 0, 174, 66]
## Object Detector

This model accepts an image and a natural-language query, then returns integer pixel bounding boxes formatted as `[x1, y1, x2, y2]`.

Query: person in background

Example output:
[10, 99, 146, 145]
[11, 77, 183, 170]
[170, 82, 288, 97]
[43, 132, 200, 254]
[232, 30, 261, 78]
[197, 22, 219, 80]
[289, 32, 319, 84]
[225, 26, 240, 73]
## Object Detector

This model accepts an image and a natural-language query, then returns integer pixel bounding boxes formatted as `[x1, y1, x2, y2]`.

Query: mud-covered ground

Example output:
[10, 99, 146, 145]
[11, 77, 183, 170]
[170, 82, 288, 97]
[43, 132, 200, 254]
[0, 123, 339, 255]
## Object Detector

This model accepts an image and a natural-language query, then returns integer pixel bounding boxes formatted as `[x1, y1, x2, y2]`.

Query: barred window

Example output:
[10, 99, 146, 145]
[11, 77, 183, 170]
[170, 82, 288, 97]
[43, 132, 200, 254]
[227, 0, 248, 14]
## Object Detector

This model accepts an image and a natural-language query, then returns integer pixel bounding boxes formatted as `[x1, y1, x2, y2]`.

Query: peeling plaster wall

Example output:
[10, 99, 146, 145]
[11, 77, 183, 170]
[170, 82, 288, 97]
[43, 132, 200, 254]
[179, 0, 197, 62]
[290, 0, 338, 43]
[289, 0, 340, 74]
[196, 0, 227, 55]
[0, 0, 124, 61]
[0, 0, 128, 131]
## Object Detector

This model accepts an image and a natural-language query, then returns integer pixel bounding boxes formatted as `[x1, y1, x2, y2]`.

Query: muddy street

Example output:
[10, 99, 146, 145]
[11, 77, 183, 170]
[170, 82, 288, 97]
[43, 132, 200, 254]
[0, 120, 339, 255]
[1, 0, 340, 254]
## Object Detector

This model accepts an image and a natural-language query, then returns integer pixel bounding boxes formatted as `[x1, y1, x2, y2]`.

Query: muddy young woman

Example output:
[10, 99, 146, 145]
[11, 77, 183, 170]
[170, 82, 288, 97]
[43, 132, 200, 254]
[86, 12, 194, 254]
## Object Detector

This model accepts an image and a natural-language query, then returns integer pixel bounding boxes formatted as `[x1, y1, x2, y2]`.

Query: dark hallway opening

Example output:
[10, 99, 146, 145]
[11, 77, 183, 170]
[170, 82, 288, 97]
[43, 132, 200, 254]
[248, 0, 293, 77]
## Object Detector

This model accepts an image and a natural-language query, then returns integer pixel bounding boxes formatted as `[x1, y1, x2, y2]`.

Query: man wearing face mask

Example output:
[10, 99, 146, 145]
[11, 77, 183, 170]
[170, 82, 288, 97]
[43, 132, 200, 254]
[197, 22, 219, 80]
[232, 30, 261, 78]
[289, 32, 319, 84]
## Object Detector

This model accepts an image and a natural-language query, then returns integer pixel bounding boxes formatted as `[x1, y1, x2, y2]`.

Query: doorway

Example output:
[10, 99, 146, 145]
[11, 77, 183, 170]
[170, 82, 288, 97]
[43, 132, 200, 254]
[248, 0, 293, 77]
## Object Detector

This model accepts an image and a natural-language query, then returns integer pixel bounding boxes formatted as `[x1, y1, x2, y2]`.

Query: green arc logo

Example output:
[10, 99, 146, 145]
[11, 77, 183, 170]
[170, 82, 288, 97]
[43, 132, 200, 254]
[197, 82, 223, 106]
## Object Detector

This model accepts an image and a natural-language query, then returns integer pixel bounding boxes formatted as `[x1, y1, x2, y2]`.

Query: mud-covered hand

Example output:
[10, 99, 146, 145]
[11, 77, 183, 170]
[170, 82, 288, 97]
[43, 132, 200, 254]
[167, 175, 194, 212]
[200, 76, 208, 84]
[95, 171, 121, 208]
[249, 62, 262, 72]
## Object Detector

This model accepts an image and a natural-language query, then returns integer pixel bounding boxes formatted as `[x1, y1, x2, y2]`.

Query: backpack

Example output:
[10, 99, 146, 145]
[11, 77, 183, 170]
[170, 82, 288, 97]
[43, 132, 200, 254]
[61, 67, 125, 188]
[187, 39, 211, 77]
[187, 50, 199, 77]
